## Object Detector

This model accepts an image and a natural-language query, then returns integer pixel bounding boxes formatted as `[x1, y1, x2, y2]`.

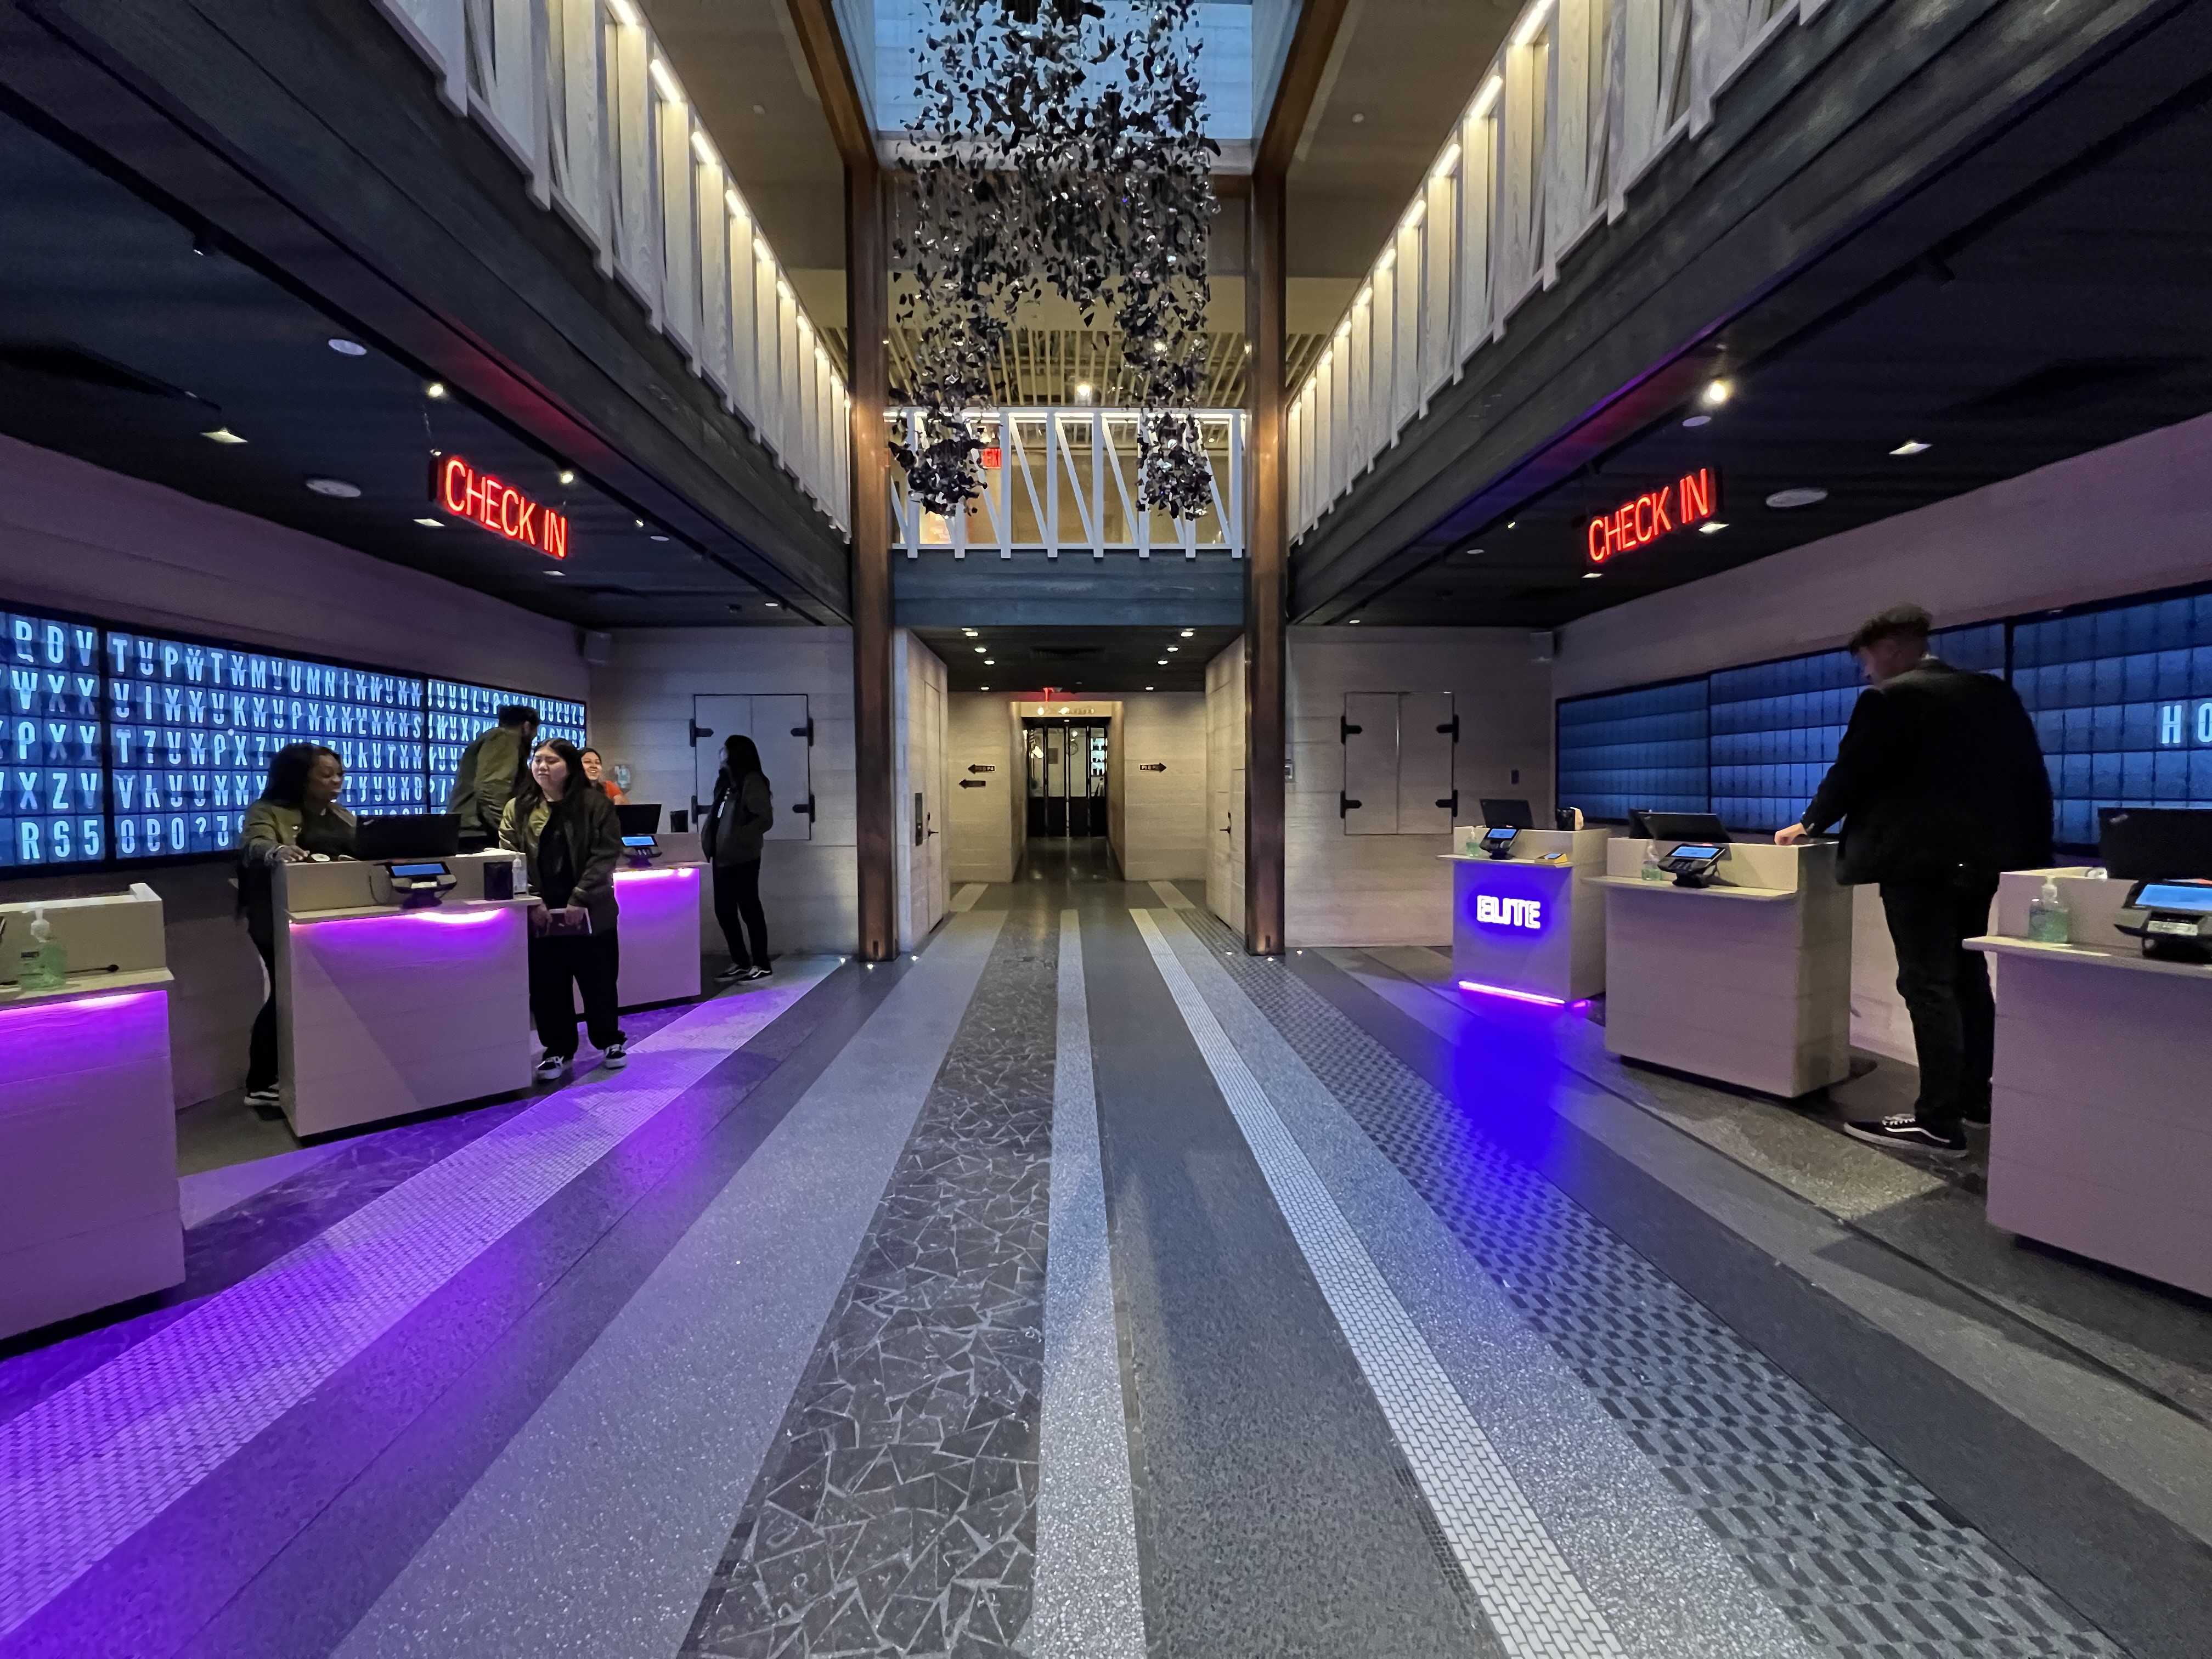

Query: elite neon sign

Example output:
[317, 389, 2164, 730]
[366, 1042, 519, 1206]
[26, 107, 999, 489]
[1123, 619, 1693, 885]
[1474, 893, 1544, 931]
[1586, 468, 1717, 563]
[432, 455, 569, 559]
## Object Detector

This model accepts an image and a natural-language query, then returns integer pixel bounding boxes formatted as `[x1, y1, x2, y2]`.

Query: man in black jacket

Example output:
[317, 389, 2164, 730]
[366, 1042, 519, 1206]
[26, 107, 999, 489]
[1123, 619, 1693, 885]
[1777, 606, 2052, 1155]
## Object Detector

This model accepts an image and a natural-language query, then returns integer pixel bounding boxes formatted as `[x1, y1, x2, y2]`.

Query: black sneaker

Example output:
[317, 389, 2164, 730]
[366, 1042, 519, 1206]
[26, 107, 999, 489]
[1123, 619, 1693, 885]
[741, 964, 772, 982]
[715, 963, 749, 983]
[1843, 1114, 1967, 1156]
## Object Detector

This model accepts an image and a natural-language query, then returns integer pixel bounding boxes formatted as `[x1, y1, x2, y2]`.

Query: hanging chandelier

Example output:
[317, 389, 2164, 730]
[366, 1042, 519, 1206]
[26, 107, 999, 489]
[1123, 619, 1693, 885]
[892, 0, 1219, 521]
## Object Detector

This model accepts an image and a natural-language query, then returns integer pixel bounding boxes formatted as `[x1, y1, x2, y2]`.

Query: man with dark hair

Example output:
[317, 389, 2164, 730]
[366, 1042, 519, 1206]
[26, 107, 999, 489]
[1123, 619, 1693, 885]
[1777, 605, 2052, 1154]
[448, 703, 540, 843]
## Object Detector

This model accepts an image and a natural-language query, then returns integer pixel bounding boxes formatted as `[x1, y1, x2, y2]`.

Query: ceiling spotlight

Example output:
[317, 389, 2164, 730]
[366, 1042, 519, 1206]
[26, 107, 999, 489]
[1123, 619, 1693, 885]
[1765, 487, 1828, 509]
[974, 646, 986, 653]
[1583, 571, 1601, 579]
[1146, 685, 1154, 691]
[985, 659, 995, 665]
[1348, 618, 1362, 625]
[558, 469, 576, 484]
[306, 477, 362, 498]
[328, 338, 368, 358]
[1506, 521, 1517, 530]
[413, 517, 443, 528]
[1074, 382, 1093, 404]
[544, 568, 566, 577]
[1701, 379, 1732, 408]
[649, 534, 670, 542]
[962, 627, 979, 636]
[202, 427, 247, 444]
[425, 382, 447, 399]
[764, 601, 780, 608]
[1682, 415, 1711, 428]
[1179, 628, 1194, 637]
[1891, 440, 1932, 456]
[1167, 646, 1180, 652]
[1157, 658, 1169, 664]
[1699, 520, 1729, 534]
[635, 519, 645, 527]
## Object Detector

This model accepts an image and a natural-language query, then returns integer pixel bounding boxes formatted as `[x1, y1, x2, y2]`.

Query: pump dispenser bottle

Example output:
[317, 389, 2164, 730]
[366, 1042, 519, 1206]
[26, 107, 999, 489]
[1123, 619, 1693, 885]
[16, 905, 67, 991]
[2027, 876, 2071, 944]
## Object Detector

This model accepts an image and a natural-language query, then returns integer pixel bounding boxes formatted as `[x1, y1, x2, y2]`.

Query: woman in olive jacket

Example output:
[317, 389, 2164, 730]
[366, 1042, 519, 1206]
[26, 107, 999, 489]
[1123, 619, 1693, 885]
[500, 738, 627, 1081]
[238, 743, 354, 1115]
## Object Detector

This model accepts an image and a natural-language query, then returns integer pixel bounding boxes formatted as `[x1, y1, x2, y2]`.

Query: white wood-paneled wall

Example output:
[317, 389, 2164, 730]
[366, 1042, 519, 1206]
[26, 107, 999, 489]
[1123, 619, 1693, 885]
[1289, 0, 1839, 542]
[374, 0, 852, 533]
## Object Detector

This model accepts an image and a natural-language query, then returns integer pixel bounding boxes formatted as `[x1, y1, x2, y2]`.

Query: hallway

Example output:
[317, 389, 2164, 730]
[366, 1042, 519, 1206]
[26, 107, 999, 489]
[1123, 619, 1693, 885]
[3, 857, 2205, 1659]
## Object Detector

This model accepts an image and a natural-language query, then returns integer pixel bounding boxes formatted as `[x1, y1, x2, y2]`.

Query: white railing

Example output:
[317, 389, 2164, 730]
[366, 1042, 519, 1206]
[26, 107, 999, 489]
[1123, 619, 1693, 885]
[373, 0, 851, 532]
[1290, 0, 1843, 541]
[890, 409, 1245, 558]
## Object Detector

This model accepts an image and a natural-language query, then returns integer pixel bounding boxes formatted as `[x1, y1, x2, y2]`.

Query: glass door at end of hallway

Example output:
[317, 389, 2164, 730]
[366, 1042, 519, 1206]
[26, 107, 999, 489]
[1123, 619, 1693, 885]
[1025, 720, 1108, 837]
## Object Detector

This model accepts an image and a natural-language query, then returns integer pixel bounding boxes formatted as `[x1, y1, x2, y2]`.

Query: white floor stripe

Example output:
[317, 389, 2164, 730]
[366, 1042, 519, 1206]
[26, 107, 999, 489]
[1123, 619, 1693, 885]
[1146, 880, 1193, 910]
[1025, 911, 1147, 1659]
[0, 960, 840, 1639]
[1130, 910, 1628, 1659]
[950, 883, 988, 912]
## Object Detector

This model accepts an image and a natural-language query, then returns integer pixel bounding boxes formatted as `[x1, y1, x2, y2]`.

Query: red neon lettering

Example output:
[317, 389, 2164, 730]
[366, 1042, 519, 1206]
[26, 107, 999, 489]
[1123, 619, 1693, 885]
[501, 487, 521, 539]
[1633, 495, 1653, 544]
[430, 454, 570, 560]
[440, 457, 469, 515]
[1653, 485, 1673, 535]
[1587, 519, 1608, 562]
[1680, 467, 1713, 522]
[519, 500, 539, 546]
[546, 512, 567, 559]
[1585, 469, 1720, 564]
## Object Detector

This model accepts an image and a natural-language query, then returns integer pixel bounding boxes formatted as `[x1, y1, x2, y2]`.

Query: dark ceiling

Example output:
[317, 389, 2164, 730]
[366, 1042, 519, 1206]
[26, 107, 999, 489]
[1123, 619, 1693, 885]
[1319, 36, 2212, 629]
[912, 625, 1237, 693]
[0, 102, 813, 631]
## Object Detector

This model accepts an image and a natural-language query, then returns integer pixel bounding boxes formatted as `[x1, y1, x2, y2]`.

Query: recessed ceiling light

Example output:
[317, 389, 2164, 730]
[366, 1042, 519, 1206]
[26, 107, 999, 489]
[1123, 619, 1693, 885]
[1167, 646, 1179, 652]
[1180, 628, 1194, 637]
[414, 517, 443, 528]
[328, 339, 366, 357]
[985, 659, 995, 665]
[1765, 487, 1828, 509]
[544, 568, 566, 577]
[1157, 658, 1168, 664]
[1701, 379, 1733, 408]
[306, 477, 361, 498]
[974, 646, 986, 653]
[1347, 618, 1362, 625]
[558, 469, 576, 484]
[963, 627, 979, 636]
[1146, 685, 1154, 691]
[1583, 571, 1601, 579]
[1891, 440, 1932, 456]
[202, 427, 246, 444]
[649, 534, 670, 542]
[1681, 414, 1711, 428]
[425, 382, 447, 399]
[1699, 520, 1728, 534]
[1506, 521, 1517, 530]
[764, 601, 779, 608]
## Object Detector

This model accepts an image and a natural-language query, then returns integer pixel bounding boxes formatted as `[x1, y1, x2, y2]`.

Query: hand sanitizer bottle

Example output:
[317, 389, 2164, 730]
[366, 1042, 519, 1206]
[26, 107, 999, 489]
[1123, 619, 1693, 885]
[1641, 842, 1666, 882]
[2027, 876, 2070, 944]
[17, 905, 67, 991]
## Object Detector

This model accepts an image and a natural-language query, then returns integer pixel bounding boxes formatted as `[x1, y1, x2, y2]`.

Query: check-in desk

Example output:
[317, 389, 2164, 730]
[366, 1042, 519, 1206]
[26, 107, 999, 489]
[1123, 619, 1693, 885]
[276, 854, 533, 1136]
[0, 884, 182, 1340]
[1971, 871, 2212, 1297]
[1594, 840, 1852, 1098]
[1442, 826, 1612, 1003]
[603, 850, 706, 1009]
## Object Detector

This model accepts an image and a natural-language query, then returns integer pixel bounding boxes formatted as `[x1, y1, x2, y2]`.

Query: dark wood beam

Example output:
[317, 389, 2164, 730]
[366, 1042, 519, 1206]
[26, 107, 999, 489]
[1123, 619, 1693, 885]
[1242, 169, 1288, 957]
[847, 161, 895, 960]
[782, 0, 877, 170]
[1256, 0, 1352, 179]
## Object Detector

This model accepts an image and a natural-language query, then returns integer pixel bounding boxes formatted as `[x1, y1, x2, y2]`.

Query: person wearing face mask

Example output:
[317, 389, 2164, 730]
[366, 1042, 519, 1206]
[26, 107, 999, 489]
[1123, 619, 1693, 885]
[579, 746, 629, 805]
[238, 743, 355, 1116]
[1777, 605, 2052, 1155]
[501, 738, 627, 1082]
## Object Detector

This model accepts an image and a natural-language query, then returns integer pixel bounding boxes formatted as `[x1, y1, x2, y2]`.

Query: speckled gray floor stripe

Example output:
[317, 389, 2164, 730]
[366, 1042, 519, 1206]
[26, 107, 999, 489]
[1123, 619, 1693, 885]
[1176, 904, 2125, 1659]
[1150, 908, 1821, 1659]
[1025, 910, 1146, 1659]
[1131, 909, 1626, 1659]
[681, 907, 1057, 1658]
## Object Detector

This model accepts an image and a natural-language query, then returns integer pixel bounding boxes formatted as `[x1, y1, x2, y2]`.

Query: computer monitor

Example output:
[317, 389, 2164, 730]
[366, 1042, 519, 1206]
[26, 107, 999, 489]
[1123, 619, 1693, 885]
[355, 814, 461, 861]
[616, 803, 663, 835]
[2099, 808, 2212, 881]
[1479, 798, 1535, 829]
[1637, 810, 1731, 844]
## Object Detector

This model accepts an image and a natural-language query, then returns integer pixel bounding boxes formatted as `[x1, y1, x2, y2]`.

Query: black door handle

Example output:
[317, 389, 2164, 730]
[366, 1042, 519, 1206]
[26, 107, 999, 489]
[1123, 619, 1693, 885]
[689, 723, 713, 744]
[1340, 793, 1363, 816]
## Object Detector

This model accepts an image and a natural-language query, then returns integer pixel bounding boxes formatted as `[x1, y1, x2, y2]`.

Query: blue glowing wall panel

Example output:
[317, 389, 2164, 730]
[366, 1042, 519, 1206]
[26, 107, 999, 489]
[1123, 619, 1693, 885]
[425, 680, 589, 809]
[105, 632, 428, 859]
[3, 608, 105, 868]
[2013, 594, 2212, 848]
[1555, 679, 1709, 823]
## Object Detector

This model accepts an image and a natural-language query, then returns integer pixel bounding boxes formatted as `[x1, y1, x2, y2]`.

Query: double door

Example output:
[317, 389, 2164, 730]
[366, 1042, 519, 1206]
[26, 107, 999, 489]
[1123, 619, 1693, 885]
[1026, 720, 1108, 838]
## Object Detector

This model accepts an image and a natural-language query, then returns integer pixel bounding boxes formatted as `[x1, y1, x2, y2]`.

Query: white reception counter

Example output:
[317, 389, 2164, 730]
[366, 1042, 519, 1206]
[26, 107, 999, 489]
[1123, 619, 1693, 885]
[1595, 839, 1852, 1098]
[1442, 826, 1612, 1004]
[0, 883, 182, 1340]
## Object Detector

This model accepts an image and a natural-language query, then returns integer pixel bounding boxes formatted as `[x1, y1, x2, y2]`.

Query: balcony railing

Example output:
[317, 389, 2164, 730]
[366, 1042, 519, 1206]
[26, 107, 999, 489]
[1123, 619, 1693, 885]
[890, 409, 1245, 559]
[373, 0, 850, 532]
[1290, 0, 1849, 543]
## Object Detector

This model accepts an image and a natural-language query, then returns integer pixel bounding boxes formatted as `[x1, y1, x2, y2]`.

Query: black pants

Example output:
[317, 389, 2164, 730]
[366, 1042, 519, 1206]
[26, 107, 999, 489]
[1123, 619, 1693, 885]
[714, 859, 768, 970]
[247, 935, 278, 1091]
[529, 929, 624, 1058]
[1879, 871, 2001, 1135]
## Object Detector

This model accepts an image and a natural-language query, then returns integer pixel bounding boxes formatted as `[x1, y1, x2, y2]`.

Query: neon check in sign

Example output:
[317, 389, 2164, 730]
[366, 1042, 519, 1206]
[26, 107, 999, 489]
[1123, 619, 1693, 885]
[1474, 893, 1544, 931]
[433, 456, 570, 558]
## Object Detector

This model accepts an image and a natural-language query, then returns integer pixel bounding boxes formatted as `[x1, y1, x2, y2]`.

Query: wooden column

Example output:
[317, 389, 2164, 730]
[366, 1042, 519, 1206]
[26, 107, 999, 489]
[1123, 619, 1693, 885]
[848, 161, 896, 960]
[1242, 170, 1288, 957]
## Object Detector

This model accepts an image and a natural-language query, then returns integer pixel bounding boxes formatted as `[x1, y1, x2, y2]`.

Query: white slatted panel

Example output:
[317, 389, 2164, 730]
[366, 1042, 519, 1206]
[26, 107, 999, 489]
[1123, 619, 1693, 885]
[657, 94, 699, 360]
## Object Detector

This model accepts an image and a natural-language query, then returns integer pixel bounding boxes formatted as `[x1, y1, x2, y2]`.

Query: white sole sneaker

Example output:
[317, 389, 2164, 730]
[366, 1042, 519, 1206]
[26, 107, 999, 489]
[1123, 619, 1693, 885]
[534, 1057, 572, 1082]
[600, 1045, 628, 1070]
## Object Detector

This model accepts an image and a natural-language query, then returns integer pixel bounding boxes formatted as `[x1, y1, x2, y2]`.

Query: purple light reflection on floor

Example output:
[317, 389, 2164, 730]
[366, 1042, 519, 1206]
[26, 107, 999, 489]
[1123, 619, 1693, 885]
[1440, 988, 1587, 1169]
[0, 970, 826, 1641]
